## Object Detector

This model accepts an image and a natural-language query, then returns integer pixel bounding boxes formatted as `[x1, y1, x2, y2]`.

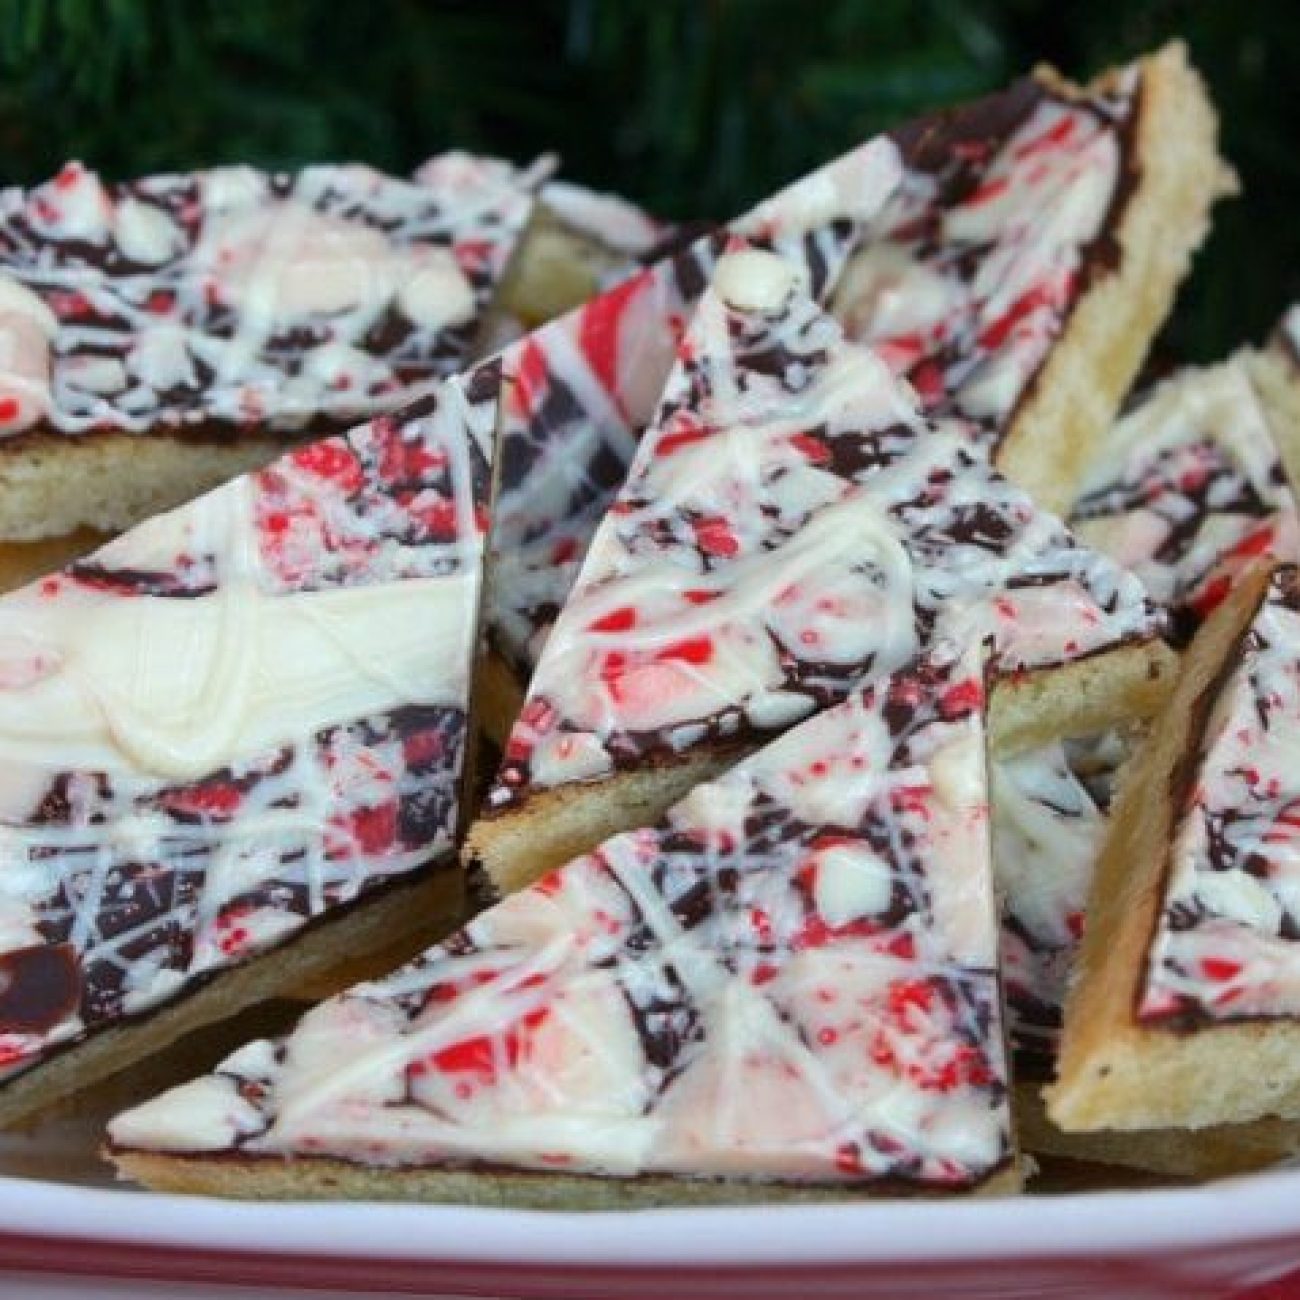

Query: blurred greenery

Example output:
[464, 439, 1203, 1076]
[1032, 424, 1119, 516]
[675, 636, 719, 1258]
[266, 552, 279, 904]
[0, 0, 1294, 359]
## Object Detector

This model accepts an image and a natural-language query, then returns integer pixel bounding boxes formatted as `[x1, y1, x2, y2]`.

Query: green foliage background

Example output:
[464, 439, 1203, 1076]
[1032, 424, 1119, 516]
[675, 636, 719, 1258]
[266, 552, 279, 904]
[0, 0, 1294, 360]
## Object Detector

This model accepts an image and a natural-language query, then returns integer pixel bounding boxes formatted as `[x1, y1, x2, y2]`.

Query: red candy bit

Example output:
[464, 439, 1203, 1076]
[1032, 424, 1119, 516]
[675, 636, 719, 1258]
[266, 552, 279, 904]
[890, 784, 933, 819]
[377, 428, 450, 485]
[424, 1007, 551, 1086]
[290, 440, 365, 496]
[873, 331, 926, 374]
[1013, 112, 1077, 161]
[790, 912, 884, 953]
[657, 415, 712, 457]
[509, 339, 550, 419]
[0, 1039, 34, 1070]
[888, 978, 936, 1023]
[907, 358, 947, 406]
[163, 782, 243, 820]
[1200, 957, 1242, 982]
[453, 237, 493, 276]
[534, 870, 565, 897]
[409, 494, 464, 539]
[147, 290, 176, 314]
[749, 907, 774, 946]
[403, 727, 446, 768]
[936, 675, 982, 720]
[657, 635, 713, 666]
[962, 175, 1010, 208]
[682, 588, 718, 605]
[327, 801, 399, 858]
[789, 431, 830, 463]
[579, 272, 646, 409]
[1227, 524, 1279, 561]
[214, 903, 258, 958]
[517, 696, 557, 737]
[0, 397, 20, 425]
[835, 1143, 864, 1176]
[47, 289, 93, 319]
[1190, 574, 1234, 620]
[692, 516, 739, 558]
[977, 273, 1074, 352]
[551, 536, 579, 564]
[588, 605, 638, 634]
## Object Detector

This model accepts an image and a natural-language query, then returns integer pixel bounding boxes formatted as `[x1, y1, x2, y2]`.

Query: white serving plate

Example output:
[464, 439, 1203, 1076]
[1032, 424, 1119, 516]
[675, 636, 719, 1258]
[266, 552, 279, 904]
[1, 1098, 1300, 1300]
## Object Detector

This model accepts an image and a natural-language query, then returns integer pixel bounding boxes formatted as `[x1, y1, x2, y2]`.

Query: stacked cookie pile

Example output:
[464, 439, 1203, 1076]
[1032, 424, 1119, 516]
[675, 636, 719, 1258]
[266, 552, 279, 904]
[0, 41, 1291, 1204]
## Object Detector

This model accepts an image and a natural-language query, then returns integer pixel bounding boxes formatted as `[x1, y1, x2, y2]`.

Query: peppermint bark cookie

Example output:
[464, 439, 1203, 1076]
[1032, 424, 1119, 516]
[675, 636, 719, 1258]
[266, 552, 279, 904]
[468, 246, 1171, 898]
[108, 643, 1018, 1203]
[0, 153, 541, 575]
[1069, 356, 1300, 645]
[834, 42, 1235, 515]
[482, 140, 903, 741]
[0, 364, 498, 1128]
[1049, 563, 1300, 1131]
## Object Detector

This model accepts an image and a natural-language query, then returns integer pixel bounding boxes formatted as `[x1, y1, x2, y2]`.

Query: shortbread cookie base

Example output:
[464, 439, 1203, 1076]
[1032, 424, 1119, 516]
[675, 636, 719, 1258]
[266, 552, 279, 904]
[1046, 567, 1300, 1131]
[495, 204, 639, 330]
[997, 42, 1236, 516]
[1247, 346, 1300, 504]
[1016, 1081, 1300, 1179]
[468, 743, 749, 899]
[477, 649, 527, 748]
[986, 640, 1176, 758]
[0, 529, 106, 592]
[0, 431, 285, 541]
[0, 866, 461, 1132]
[110, 1150, 1021, 1205]
[471, 640, 1175, 900]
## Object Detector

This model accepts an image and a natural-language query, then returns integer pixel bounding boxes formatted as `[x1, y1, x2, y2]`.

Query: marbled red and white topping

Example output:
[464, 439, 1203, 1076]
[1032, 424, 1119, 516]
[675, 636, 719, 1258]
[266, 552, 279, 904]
[0, 155, 539, 438]
[0, 363, 498, 1080]
[486, 138, 903, 680]
[1140, 566, 1300, 1025]
[486, 246, 1159, 806]
[834, 71, 1137, 448]
[109, 643, 1012, 1191]
[992, 730, 1130, 1056]
[1070, 359, 1300, 644]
